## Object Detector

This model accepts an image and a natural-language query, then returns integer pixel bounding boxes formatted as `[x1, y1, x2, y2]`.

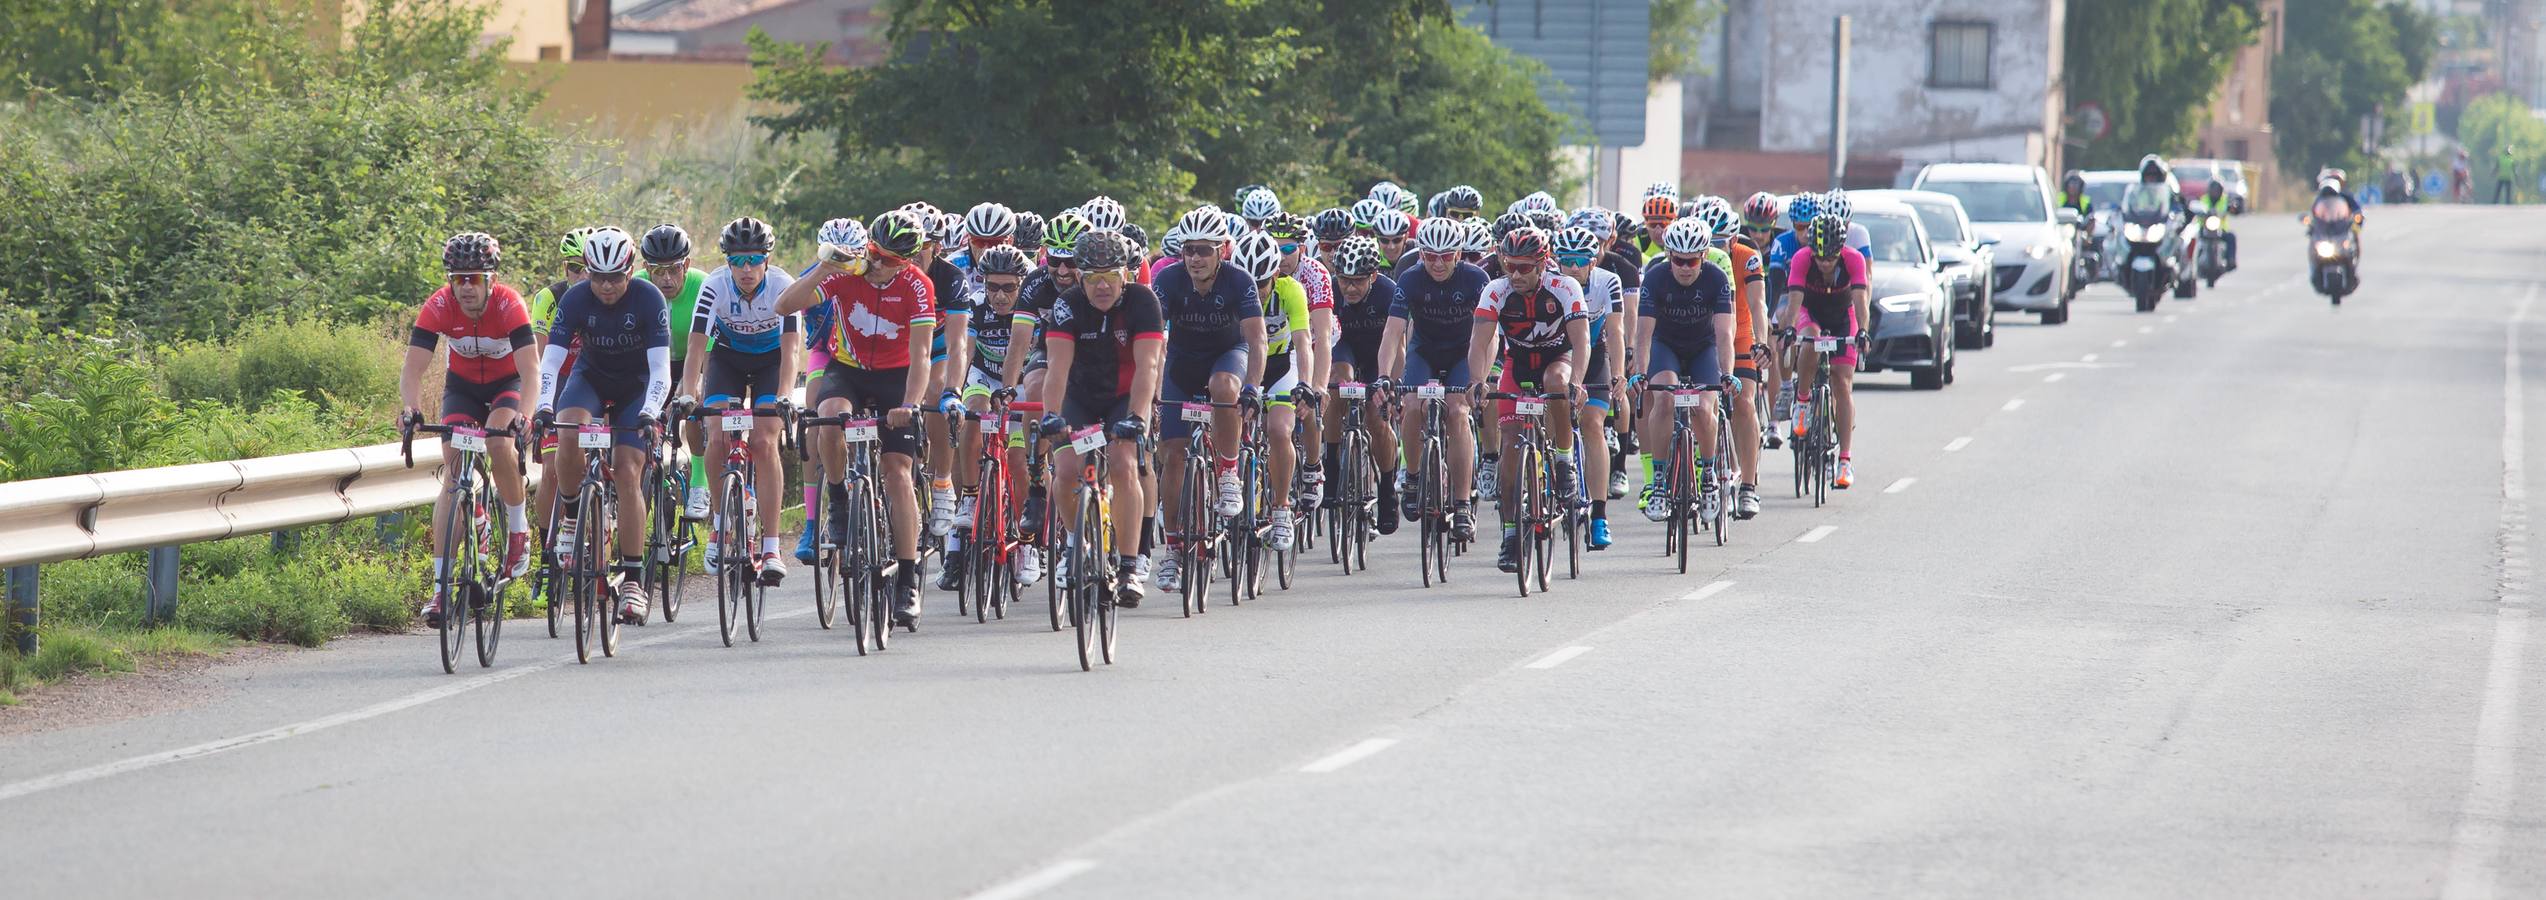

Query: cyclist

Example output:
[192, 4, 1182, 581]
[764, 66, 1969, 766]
[1235, 230, 1315, 552]
[1781, 214, 1869, 489]
[402, 233, 539, 627]
[1467, 227, 1590, 573]
[1319, 236, 1403, 534]
[794, 217, 863, 566]
[1692, 198, 1769, 519]
[1633, 194, 1679, 263]
[1379, 214, 1490, 544]
[910, 210, 975, 545]
[1632, 217, 1738, 522]
[1575, 206, 1643, 502]
[1550, 226, 1626, 549]
[937, 242, 1032, 591]
[672, 216, 798, 584]
[1038, 231, 1165, 604]
[534, 227, 673, 625]
[633, 225, 713, 527]
[1150, 207, 1267, 596]
[528, 227, 595, 557]
[776, 210, 939, 627]
[1268, 213, 1336, 509]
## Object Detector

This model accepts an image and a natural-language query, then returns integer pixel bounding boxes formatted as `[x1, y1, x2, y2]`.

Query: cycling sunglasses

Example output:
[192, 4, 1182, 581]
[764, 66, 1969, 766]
[1502, 260, 1544, 275]
[1668, 255, 1706, 269]
[1555, 253, 1596, 268]
[1082, 268, 1130, 287]
[448, 272, 491, 285]
[983, 279, 1024, 294]
[727, 253, 769, 267]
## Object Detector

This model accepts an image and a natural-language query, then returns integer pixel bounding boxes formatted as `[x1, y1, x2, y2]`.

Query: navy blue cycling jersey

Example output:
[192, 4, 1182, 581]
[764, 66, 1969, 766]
[1637, 258, 1734, 349]
[549, 277, 671, 386]
[1388, 261, 1492, 359]
[1334, 273, 1398, 345]
[1152, 261, 1262, 355]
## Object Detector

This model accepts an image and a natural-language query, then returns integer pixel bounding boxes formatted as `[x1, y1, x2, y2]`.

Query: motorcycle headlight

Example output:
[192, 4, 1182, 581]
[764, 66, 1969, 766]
[2025, 242, 2053, 260]
[1876, 293, 1927, 313]
[2204, 216, 2222, 230]
[2120, 224, 2145, 242]
[2313, 240, 2339, 259]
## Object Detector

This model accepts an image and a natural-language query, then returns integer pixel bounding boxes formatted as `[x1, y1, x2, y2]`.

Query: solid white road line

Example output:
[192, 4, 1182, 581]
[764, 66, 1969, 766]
[2043, 373, 2067, 383]
[2002, 398, 2026, 411]
[1681, 580, 1735, 602]
[1524, 646, 1594, 670]
[0, 606, 815, 804]
[2442, 284, 2539, 900]
[1301, 738, 1399, 774]
[1796, 525, 1838, 544]
[1883, 478, 1916, 494]
[1943, 436, 1973, 452]
[964, 859, 1101, 900]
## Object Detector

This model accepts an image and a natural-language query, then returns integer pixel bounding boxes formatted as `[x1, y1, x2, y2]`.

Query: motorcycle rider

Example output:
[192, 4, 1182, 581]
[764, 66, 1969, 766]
[2058, 170, 2098, 283]
[2194, 180, 2237, 272]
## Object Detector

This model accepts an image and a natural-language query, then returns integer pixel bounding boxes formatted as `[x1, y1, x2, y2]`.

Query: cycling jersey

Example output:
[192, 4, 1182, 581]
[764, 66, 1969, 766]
[1153, 261, 1263, 355]
[540, 278, 671, 416]
[659, 269, 706, 360]
[411, 284, 534, 385]
[1723, 239, 1764, 352]
[1389, 261, 1493, 365]
[1599, 248, 1643, 300]
[1294, 256, 1334, 310]
[690, 266, 800, 355]
[1786, 246, 1868, 336]
[1475, 272, 1588, 355]
[925, 256, 972, 361]
[969, 304, 1019, 374]
[1770, 228, 1874, 274]
[1263, 275, 1313, 354]
[1045, 283, 1165, 399]
[1330, 273, 1398, 376]
[814, 264, 938, 371]
[1638, 257, 1734, 350]
[1574, 266, 1624, 342]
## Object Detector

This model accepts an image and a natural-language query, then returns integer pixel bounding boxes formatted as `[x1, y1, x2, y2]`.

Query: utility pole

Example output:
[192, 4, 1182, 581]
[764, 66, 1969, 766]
[1829, 16, 1851, 190]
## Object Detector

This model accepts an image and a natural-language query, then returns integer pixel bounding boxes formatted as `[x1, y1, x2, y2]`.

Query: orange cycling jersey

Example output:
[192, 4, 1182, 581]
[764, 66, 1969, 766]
[1726, 240, 1764, 356]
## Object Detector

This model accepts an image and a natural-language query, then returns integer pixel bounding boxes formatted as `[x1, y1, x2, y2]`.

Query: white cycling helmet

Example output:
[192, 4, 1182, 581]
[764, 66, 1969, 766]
[1176, 207, 1230, 247]
[1233, 231, 1283, 282]
[1551, 226, 1604, 260]
[1370, 208, 1415, 240]
[1520, 191, 1560, 215]
[1348, 198, 1387, 232]
[1693, 196, 1740, 240]
[1366, 180, 1405, 203]
[1567, 207, 1615, 239]
[1642, 180, 1680, 202]
[581, 226, 636, 274]
[1823, 190, 1853, 223]
[965, 202, 1016, 242]
[1239, 188, 1282, 223]
[1414, 216, 1465, 253]
[817, 217, 865, 248]
[1081, 195, 1127, 233]
[1660, 217, 1713, 256]
[1459, 219, 1494, 254]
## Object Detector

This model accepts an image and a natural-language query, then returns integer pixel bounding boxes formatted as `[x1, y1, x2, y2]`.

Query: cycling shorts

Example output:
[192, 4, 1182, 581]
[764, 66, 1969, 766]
[816, 362, 919, 457]
[1646, 342, 1724, 390]
[703, 346, 785, 408]
[555, 371, 653, 457]
[1161, 346, 1248, 442]
[1399, 352, 1473, 391]
[441, 375, 523, 427]
[1580, 344, 1613, 412]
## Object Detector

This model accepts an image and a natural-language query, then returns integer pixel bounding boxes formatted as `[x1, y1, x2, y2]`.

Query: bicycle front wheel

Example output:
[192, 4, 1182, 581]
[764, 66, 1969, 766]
[717, 472, 746, 647]
[590, 490, 621, 658]
[436, 490, 472, 674]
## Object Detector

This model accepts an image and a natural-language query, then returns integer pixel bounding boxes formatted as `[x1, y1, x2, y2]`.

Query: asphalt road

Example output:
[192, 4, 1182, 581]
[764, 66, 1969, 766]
[4, 205, 2541, 899]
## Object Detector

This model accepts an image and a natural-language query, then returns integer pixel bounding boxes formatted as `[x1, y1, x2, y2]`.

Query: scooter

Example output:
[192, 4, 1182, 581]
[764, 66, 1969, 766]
[2195, 215, 2229, 288]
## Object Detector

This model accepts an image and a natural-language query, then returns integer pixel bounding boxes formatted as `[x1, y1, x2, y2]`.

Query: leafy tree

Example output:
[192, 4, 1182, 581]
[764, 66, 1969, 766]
[2271, 0, 2437, 175]
[2458, 93, 2546, 194]
[747, 0, 1569, 230]
[1648, 0, 1721, 83]
[2062, 0, 2260, 169]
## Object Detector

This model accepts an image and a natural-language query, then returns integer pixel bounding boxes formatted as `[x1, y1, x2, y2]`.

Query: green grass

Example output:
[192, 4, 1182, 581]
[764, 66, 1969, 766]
[0, 623, 236, 703]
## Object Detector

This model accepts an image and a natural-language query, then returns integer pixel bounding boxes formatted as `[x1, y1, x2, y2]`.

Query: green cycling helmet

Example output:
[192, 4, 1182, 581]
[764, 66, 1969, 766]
[558, 226, 598, 260]
[1044, 211, 1093, 258]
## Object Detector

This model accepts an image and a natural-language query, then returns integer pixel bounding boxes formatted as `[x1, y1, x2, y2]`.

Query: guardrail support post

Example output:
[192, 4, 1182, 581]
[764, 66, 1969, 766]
[7, 564, 35, 655]
[145, 546, 180, 625]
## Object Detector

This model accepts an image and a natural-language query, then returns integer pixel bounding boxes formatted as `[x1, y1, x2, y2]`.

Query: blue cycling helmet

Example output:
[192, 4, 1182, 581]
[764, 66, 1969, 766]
[1785, 193, 1822, 229]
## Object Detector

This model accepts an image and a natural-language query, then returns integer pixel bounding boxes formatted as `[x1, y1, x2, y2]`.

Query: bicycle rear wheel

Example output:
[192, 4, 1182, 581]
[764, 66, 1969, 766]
[591, 491, 620, 658]
[716, 472, 746, 647]
[1674, 430, 1696, 575]
[810, 471, 837, 630]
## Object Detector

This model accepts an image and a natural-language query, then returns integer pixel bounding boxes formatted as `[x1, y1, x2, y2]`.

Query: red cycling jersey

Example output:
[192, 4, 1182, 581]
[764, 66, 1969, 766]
[413, 284, 532, 385]
[817, 264, 939, 371]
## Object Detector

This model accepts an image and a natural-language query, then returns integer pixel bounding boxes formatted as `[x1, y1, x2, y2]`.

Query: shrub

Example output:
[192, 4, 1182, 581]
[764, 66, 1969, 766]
[275, 545, 417, 633]
[27, 627, 135, 681]
[160, 340, 242, 406]
[39, 554, 147, 630]
[0, 348, 183, 480]
[232, 317, 399, 413]
[183, 537, 267, 581]
[178, 568, 349, 647]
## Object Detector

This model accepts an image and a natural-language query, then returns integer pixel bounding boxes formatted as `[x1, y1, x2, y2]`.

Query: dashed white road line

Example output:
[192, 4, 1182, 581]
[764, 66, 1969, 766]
[1301, 738, 1399, 774]
[2002, 398, 2026, 411]
[2111, 339, 2128, 348]
[2138, 326, 2155, 334]
[2163, 314, 2180, 323]
[1524, 646, 1594, 670]
[2442, 283, 2539, 900]
[1681, 580, 1735, 602]
[964, 860, 1101, 900]
[1796, 525, 1838, 544]
[2080, 353, 2099, 362]
[1883, 478, 1916, 494]
[1943, 436, 1972, 452]
[2043, 372, 2067, 383]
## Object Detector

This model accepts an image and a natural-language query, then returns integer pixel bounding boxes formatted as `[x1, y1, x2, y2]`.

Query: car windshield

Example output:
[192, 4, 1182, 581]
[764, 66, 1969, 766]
[2083, 181, 2129, 212]
[1920, 180, 2046, 223]
[1859, 213, 1924, 264]
[1902, 201, 1966, 243]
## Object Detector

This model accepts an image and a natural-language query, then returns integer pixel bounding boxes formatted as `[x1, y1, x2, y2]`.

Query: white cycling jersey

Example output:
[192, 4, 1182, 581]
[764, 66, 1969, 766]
[690, 266, 800, 355]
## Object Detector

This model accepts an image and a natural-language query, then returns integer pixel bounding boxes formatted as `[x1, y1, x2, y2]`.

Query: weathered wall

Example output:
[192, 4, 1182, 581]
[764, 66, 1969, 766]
[1760, 0, 2064, 169]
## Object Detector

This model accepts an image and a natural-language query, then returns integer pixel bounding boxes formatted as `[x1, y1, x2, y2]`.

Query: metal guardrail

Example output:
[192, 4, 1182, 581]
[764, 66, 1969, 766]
[1, 440, 458, 653]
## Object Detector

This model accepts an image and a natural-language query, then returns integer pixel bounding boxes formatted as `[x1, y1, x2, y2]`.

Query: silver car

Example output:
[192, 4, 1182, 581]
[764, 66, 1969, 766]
[1910, 163, 2083, 324]
[1858, 189, 1997, 350]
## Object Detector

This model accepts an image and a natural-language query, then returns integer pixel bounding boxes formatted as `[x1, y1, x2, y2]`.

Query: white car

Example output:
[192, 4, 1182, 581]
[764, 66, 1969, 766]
[1910, 163, 2082, 324]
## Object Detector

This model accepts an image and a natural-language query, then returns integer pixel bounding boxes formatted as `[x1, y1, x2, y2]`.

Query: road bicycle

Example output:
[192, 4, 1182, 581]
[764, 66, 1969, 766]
[952, 394, 1030, 624]
[402, 417, 524, 672]
[1484, 389, 1567, 597]
[1394, 381, 1462, 587]
[541, 418, 639, 664]
[1324, 381, 1385, 575]
[1645, 381, 1734, 575]
[1162, 397, 1243, 617]
[799, 408, 898, 654]
[1044, 421, 1121, 671]
[639, 402, 694, 627]
[689, 402, 792, 647]
[1784, 329, 1840, 508]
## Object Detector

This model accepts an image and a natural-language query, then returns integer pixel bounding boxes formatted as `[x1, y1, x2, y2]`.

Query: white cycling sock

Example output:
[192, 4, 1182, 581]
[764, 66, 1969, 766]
[505, 503, 528, 532]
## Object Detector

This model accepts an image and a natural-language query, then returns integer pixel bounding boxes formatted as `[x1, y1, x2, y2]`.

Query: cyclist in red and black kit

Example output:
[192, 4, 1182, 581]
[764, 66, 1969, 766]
[400, 232, 540, 627]
[776, 210, 940, 626]
[1781, 214, 1870, 489]
[1464, 227, 1592, 573]
[1038, 231, 1166, 603]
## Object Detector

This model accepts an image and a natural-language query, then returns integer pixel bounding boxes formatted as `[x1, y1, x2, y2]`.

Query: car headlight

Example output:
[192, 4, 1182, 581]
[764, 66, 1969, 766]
[2203, 216, 2222, 230]
[1875, 293, 1927, 313]
[2025, 242, 2054, 260]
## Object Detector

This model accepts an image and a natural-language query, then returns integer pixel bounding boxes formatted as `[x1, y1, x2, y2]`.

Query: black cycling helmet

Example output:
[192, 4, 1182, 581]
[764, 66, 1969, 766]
[718, 216, 775, 254]
[1807, 213, 1848, 256]
[1444, 185, 1484, 218]
[976, 243, 1031, 277]
[1610, 210, 1639, 242]
[1312, 208, 1354, 245]
[1262, 212, 1309, 242]
[1012, 212, 1046, 254]
[640, 224, 692, 264]
[442, 232, 500, 273]
[1120, 222, 1149, 255]
[868, 210, 927, 259]
[1526, 210, 1561, 233]
[1077, 230, 1132, 271]
[1489, 211, 1531, 241]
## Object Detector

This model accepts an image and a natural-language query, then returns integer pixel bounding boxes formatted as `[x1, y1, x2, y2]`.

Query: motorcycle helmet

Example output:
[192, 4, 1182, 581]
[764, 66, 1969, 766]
[2138, 154, 2171, 184]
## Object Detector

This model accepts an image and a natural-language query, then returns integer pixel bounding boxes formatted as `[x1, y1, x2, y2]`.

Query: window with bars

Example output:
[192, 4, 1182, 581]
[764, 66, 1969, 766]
[1929, 21, 1993, 90]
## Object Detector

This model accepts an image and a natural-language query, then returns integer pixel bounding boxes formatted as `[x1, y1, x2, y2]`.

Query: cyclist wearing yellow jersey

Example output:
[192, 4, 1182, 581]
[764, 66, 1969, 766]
[528, 227, 594, 546]
[1234, 231, 1316, 551]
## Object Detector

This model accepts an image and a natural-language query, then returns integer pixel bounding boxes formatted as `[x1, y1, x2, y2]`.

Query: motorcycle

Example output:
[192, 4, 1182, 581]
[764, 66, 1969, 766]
[2075, 209, 2110, 285]
[2116, 205, 2178, 313]
[2195, 214, 2228, 289]
[2307, 214, 2358, 304]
